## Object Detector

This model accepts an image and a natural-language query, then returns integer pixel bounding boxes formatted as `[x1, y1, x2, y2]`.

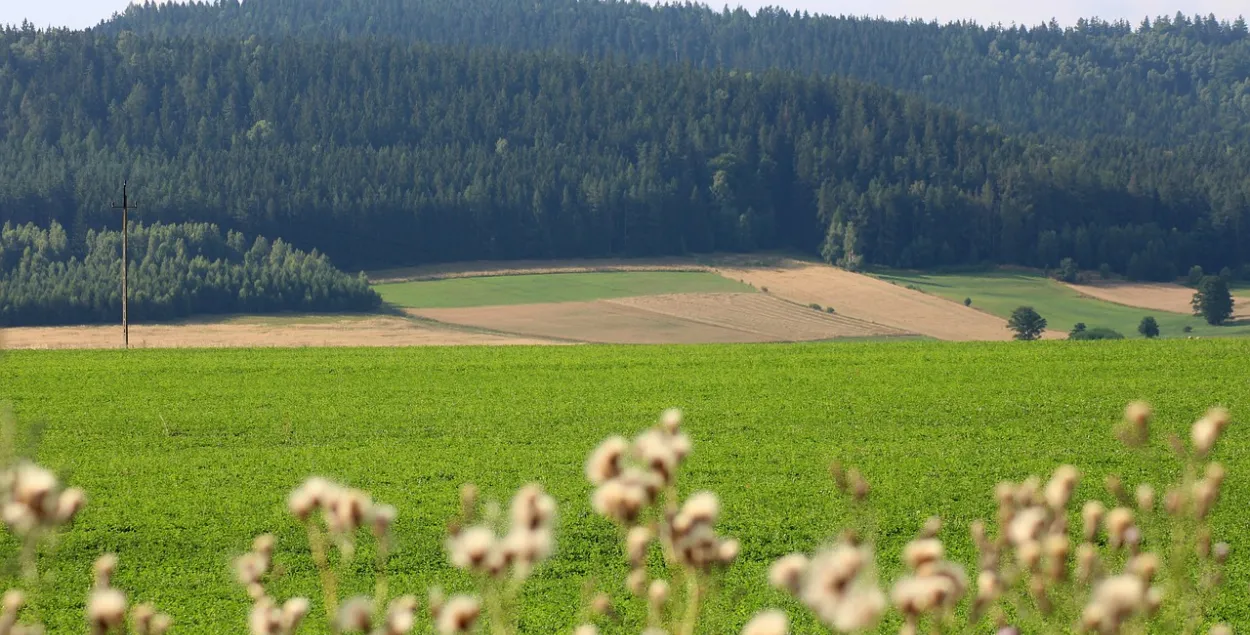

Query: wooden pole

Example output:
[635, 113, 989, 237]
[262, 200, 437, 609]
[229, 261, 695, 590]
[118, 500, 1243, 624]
[111, 182, 136, 349]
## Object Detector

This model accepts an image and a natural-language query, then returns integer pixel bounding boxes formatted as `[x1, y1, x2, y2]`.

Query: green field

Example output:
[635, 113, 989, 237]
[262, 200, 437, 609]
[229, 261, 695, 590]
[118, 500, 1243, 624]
[1, 341, 1247, 632]
[374, 271, 753, 308]
[876, 269, 1250, 338]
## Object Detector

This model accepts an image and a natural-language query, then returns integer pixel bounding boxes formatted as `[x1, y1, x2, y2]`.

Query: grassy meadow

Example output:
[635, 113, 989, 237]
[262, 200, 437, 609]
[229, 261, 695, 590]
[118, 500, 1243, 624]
[875, 269, 1250, 338]
[0, 341, 1248, 632]
[374, 271, 753, 308]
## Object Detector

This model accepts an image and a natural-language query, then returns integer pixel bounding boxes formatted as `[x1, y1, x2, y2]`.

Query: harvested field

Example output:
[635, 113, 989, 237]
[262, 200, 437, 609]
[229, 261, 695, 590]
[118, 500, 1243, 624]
[608, 293, 908, 340]
[716, 261, 1019, 341]
[1065, 280, 1250, 319]
[0, 315, 556, 350]
[412, 292, 906, 344]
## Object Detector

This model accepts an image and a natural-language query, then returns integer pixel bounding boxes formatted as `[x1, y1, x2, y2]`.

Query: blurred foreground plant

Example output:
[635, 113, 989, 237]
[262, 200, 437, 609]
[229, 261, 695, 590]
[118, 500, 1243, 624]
[747, 402, 1235, 635]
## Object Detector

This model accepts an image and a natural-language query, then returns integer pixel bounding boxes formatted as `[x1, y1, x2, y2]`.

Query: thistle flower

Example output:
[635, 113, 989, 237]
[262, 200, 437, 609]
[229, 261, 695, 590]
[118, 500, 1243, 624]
[94, 554, 118, 589]
[280, 598, 310, 631]
[626, 568, 648, 596]
[446, 526, 497, 572]
[1129, 553, 1159, 583]
[510, 484, 556, 532]
[1118, 402, 1151, 446]
[672, 491, 720, 535]
[718, 538, 741, 563]
[1135, 484, 1155, 512]
[741, 609, 788, 635]
[830, 588, 886, 631]
[370, 503, 398, 537]
[55, 487, 86, 523]
[435, 595, 479, 635]
[634, 430, 678, 485]
[902, 539, 943, 570]
[590, 479, 647, 524]
[1007, 507, 1047, 546]
[384, 595, 417, 634]
[768, 554, 808, 594]
[1044, 465, 1079, 510]
[1016, 541, 1042, 571]
[87, 588, 127, 634]
[235, 552, 268, 586]
[1086, 574, 1146, 630]
[585, 437, 628, 486]
[626, 526, 652, 567]
[335, 596, 372, 632]
[573, 625, 599, 635]
[249, 597, 281, 635]
[647, 580, 669, 609]
[1191, 408, 1229, 457]
[1105, 507, 1135, 549]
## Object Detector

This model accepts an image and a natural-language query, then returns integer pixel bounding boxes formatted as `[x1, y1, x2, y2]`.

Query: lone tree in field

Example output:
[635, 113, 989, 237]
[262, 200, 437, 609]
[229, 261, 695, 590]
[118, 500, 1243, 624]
[1138, 316, 1160, 338]
[1008, 306, 1047, 340]
[1192, 276, 1234, 325]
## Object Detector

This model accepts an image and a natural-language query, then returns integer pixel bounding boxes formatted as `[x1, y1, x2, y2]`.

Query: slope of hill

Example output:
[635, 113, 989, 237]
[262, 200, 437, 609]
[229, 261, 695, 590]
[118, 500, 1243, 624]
[1, 27, 1247, 279]
[101, 0, 1250, 146]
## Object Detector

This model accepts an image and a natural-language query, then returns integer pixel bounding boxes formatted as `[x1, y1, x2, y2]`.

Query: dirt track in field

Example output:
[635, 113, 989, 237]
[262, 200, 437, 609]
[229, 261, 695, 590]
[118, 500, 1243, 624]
[0, 316, 557, 350]
[1064, 280, 1250, 319]
[715, 261, 1018, 341]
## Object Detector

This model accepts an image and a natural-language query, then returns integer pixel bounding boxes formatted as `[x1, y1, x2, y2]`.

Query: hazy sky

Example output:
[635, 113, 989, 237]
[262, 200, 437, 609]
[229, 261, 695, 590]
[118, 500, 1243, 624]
[3, 0, 1246, 31]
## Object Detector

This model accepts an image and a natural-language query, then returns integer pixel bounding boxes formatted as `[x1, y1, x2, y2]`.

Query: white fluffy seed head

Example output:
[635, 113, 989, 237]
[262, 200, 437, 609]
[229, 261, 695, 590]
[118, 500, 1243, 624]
[768, 554, 808, 594]
[435, 596, 480, 635]
[718, 538, 741, 564]
[832, 588, 886, 631]
[573, 625, 599, 635]
[234, 552, 267, 586]
[741, 609, 788, 635]
[903, 539, 943, 570]
[626, 526, 652, 567]
[447, 526, 497, 571]
[660, 408, 683, 434]
[1007, 507, 1047, 546]
[1044, 466, 1079, 510]
[280, 598, 310, 630]
[87, 588, 127, 629]
[673, 491, 719, 534]
[336, 596, 373, 632]
[585, 437, 629, 486]
[648, 580, 669, 608]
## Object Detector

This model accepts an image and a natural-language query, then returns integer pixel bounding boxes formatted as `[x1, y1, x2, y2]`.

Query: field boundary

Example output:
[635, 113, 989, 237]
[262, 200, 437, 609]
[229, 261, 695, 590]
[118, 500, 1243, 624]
[367, 254, 796, 284]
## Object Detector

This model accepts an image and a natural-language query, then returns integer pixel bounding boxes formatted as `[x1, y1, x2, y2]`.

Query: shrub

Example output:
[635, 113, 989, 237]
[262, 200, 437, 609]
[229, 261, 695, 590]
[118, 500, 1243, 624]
[964, 297, 972, 307]
[1138, 316, 1160, 338]
[760, 286, 768, 293]
[1008, 306, 1047, 340]
[1070, 327, 1125, 340]
[809, 303, 822, 311]
[824, 307, 836, 314]
[1069, 322, 1087, 337]
[1184, 325, 1194, 333]
[1099, 263, 1112, 279]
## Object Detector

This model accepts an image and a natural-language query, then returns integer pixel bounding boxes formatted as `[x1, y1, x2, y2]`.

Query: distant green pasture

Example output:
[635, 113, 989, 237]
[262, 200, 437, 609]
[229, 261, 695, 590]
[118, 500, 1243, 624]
[374, 271, 753, 308]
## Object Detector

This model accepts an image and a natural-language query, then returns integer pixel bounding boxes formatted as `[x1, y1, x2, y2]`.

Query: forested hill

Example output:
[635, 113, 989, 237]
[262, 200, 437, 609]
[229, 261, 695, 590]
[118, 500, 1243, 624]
[102, 0, 1250, 146]
[2, 28, 1248, 278]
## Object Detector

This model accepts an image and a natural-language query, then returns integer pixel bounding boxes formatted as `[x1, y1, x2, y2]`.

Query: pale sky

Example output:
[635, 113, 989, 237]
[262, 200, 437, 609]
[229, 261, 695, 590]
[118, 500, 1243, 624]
[3, 0, 1246, 31]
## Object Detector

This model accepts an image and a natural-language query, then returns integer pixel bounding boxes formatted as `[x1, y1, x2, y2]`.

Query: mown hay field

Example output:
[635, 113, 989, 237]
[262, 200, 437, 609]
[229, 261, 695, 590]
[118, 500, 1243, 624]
[1, 340, 1248, 632]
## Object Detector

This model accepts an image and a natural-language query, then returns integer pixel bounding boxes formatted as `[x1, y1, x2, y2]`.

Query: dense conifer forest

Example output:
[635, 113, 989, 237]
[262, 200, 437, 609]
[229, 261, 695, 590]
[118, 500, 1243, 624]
[0, 222, 379, 326]
[2, 0, 1250, 324]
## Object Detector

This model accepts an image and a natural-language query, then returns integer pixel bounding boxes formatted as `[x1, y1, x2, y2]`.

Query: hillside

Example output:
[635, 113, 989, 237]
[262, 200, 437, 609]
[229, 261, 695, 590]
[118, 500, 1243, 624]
[1, 28, 1248, 279]
[102, 0, 1250, 147]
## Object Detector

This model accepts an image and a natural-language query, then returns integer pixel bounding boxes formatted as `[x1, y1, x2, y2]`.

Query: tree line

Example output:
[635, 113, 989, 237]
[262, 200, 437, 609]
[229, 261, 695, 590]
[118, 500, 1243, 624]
[0, 221, 379, 326]
[102, 0, 1250, 147]
[1, 28, 1249, 278]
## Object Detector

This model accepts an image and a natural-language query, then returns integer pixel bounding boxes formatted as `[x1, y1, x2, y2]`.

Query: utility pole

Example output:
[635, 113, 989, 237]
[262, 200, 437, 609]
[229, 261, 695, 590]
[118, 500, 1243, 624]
[111, 181, 136, 349]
